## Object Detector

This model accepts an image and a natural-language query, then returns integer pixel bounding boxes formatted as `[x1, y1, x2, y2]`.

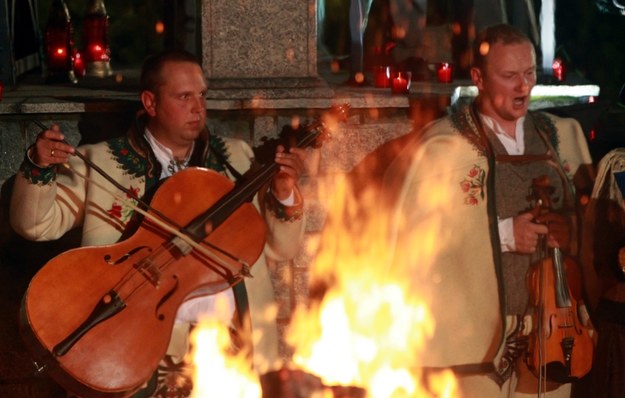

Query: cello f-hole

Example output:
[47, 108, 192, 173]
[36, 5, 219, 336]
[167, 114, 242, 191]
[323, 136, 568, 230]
[104, 246, 152, 265]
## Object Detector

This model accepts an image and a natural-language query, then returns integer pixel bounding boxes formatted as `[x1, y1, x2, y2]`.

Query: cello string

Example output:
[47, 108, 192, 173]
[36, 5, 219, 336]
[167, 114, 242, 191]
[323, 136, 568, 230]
[193, 106, 340, 226]
[60, 163, 242, 276]
[108, 228, 239, 303]
[33, 120, 258, 278]
[33, 106, 343, 301]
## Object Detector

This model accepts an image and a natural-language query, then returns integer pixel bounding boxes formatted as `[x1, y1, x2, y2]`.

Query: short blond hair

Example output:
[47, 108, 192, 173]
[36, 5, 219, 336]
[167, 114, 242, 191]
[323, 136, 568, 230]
[472, 24, 533, 73]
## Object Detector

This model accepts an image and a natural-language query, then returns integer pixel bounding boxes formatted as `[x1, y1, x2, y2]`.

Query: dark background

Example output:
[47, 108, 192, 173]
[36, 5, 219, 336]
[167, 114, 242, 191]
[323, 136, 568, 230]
[20, 0, 625, 104]
[320, 0, 625, 102]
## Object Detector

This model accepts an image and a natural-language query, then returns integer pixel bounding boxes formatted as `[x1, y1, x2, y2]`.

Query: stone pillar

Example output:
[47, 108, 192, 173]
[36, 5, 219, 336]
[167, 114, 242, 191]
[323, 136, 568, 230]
[200, 0, 326, 90]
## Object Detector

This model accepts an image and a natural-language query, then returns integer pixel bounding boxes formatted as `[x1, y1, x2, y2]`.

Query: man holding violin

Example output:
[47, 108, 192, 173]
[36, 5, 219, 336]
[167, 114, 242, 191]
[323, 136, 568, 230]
[384, 24, 595, 397]
[10, 49, 308, 398]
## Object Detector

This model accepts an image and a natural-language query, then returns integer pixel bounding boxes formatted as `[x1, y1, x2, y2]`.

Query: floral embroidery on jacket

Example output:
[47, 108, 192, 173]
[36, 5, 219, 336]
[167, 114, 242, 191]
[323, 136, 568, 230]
[460, 164, 486, 205]
[106, 185, 141, 223]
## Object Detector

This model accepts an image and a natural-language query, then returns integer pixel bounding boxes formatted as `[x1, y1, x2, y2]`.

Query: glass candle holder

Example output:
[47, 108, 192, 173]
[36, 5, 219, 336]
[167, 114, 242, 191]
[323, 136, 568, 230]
[83, 0, 113, 77]
[390, 71, 412, 95]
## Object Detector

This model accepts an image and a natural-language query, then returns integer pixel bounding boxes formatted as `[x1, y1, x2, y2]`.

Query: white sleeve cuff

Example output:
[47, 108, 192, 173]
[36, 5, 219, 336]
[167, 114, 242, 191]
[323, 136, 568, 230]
[273, 189, 295, 206]
[498, 217, 516, 252]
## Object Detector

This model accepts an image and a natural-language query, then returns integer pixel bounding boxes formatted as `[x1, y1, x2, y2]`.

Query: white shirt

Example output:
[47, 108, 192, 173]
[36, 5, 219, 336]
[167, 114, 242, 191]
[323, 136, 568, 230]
[480, 114, 526, 252]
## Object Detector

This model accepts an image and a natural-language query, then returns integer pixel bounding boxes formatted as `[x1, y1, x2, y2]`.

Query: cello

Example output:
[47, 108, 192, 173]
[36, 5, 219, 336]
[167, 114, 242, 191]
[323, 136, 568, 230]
[525, 175, 594, 384]
[19, 105, 349, 398]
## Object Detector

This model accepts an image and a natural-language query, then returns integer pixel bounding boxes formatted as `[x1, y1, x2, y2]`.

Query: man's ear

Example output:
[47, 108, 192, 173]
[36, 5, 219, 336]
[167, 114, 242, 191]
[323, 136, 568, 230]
[470, 67, 484, 90]
[141, 90, 157, 117]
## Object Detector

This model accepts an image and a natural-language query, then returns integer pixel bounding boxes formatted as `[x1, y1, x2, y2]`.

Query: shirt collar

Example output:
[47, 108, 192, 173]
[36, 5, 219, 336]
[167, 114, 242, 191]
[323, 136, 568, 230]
[479, 113, 526, 155]
[144, 128, 194, 178]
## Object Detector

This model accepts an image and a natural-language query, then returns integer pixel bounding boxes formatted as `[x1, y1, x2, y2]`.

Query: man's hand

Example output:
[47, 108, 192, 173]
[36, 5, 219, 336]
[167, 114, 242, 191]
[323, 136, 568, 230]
[32, 124, 75, 167]
[513, 211, 548, 254]
[271, 145, 307, 201]
[536, 211, 572, 252]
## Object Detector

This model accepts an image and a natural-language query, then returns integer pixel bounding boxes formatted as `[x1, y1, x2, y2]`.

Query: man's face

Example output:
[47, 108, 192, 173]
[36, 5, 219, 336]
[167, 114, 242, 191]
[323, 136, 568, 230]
[144, 61, 208, 149]
[471, 41, 537, 125]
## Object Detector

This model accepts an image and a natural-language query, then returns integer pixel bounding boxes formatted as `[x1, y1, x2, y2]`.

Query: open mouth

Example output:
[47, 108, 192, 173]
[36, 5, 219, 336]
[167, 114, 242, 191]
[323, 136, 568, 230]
[513, 96, 528, 107]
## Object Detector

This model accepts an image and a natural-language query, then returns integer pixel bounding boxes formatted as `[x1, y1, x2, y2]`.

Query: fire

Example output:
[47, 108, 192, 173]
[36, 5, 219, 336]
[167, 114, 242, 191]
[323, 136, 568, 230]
[190, 298, 261, 398]
[190, 146, 459, 396]
[285, 173, 458, 397]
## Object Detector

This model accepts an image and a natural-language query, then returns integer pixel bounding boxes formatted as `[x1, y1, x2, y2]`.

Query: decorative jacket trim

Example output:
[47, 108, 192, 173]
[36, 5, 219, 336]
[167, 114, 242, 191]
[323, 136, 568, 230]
[19, 115, 232, 195]
[449, 103, 560, 158]
[19, 154, 57, 186]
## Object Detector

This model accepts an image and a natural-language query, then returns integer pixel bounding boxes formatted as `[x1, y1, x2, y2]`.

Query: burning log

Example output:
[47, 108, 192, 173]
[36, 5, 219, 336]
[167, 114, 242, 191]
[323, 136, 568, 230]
[260, 367, 366, 398]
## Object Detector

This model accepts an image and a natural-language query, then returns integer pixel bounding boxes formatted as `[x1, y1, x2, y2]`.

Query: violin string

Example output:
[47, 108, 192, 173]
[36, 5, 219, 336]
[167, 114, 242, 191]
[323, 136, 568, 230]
[538, 239, 545, 396]
[124, 246, 176, 302]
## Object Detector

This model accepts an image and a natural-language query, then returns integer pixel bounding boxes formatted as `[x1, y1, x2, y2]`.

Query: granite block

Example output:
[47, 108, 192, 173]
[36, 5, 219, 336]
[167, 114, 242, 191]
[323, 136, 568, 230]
[201, 0, 317, 80]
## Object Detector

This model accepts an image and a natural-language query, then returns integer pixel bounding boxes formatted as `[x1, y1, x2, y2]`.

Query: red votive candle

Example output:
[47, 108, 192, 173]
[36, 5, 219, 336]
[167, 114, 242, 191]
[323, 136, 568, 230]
[47, 45, 68, 70]
[390, 71, 412, 94]
[374, 65, 391, 88]
[552, 58, 565, 81]
[436, 62, 453, 83]
[73, 50, 86, 77]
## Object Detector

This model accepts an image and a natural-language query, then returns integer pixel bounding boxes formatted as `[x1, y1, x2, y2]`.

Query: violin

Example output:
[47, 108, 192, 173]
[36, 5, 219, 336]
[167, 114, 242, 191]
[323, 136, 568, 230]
[19, 104, 349, 398]
[525, 175, 594, 384]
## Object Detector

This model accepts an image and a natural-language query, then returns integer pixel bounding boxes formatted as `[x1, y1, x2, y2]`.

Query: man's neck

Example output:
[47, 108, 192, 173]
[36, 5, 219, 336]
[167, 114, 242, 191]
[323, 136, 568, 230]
[147, 133, 193, 160]
[475, 102, 519, 139]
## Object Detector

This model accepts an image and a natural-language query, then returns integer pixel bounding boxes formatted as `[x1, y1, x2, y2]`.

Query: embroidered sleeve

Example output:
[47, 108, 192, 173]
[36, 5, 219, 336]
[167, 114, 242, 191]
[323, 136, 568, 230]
[19, 146, 57, 185]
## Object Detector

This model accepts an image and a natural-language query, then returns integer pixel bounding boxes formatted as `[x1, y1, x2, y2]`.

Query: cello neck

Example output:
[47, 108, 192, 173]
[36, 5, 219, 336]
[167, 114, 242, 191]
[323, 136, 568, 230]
[182, 104, 349, 241]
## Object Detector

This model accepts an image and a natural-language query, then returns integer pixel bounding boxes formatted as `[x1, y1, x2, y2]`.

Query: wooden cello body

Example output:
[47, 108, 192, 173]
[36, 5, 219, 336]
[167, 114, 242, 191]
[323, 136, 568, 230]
[20, 168, 265, 398]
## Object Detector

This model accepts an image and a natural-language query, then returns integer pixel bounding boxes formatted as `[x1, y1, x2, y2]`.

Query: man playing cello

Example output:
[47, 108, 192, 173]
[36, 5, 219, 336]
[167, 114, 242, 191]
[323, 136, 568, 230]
[10, 49, 307, 398]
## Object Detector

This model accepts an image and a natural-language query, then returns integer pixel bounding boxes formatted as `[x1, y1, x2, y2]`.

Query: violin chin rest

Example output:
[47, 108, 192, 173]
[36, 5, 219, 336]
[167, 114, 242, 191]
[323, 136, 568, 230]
[542, 362, 581, 384]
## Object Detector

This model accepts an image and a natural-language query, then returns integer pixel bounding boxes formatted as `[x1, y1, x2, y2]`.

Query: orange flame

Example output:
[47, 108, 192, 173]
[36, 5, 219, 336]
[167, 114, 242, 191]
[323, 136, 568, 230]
[285, 173, 458, 397]
[190, 298, 261, 398]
